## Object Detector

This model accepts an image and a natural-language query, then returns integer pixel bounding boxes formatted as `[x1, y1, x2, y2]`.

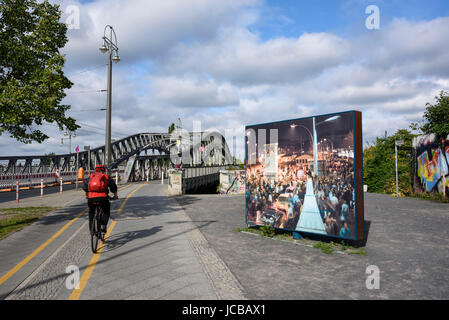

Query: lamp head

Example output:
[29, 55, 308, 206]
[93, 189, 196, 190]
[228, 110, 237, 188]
[112, 51, 120, 63]
[99, 40, 108, 54]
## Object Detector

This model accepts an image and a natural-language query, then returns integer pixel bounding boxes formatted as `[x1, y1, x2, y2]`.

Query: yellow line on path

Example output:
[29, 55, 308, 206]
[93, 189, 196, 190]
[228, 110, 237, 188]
[68, 183, 145, 300]
[68, 220, 116, 300]
[0, 208, 88, 287]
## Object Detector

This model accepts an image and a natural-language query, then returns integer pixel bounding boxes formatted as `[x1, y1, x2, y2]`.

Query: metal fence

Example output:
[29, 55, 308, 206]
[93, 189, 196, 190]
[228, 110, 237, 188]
[0, 169, 125, 190]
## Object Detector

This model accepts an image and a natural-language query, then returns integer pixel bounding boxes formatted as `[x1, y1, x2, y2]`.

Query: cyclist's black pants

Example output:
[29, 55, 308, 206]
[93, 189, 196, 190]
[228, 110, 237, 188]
[88, 197, 110, 230]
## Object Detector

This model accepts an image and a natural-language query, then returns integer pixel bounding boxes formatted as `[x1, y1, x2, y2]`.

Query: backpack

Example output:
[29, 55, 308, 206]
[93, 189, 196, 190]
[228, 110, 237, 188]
[89, 173, 107, 192]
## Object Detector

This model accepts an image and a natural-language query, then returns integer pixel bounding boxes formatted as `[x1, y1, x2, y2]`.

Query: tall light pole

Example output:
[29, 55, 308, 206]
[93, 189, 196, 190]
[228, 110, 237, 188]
[99, 25, 120, 171]
[395, 140, 404, 197]
[61, 129, 76, 155]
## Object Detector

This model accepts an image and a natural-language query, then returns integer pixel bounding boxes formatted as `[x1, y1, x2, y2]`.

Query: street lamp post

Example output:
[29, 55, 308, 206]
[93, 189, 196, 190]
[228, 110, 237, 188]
[99, 25, 120, 172]
[395, 140, 404, 197]
[61, 129, 76, 161]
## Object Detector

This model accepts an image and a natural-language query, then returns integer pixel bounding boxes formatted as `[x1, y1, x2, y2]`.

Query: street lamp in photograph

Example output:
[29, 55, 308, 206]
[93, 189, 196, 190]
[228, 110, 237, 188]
[99, 25, 120, 171]
[313, 115, 340, 177]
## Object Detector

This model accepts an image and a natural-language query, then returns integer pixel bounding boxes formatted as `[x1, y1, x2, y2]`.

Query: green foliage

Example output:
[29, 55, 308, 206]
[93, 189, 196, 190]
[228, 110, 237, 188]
[411, 91, 449, 142]
[313, 241, 335, 254]
[42, 152, 55, 165]
[168, 123, 175, 134]
[363, 129, 415, 196]
[0, 0, 78, 143]
[236, 227, 366, 255]
[409, 192, 449, 203]
[346, 248, 367, 255]
[259, 225, 276, 237]
[235, 226, 258, 233]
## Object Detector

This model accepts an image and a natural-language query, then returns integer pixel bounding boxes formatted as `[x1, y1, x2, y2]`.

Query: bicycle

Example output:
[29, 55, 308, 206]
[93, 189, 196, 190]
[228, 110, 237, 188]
[91, 196, 115, 253]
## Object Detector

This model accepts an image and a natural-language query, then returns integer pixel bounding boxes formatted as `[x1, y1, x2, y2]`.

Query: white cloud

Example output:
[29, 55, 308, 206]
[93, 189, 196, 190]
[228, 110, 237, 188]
[149, 76, 239, 108]
[161, 28, 350, 85]
[2, 1, 449, 159]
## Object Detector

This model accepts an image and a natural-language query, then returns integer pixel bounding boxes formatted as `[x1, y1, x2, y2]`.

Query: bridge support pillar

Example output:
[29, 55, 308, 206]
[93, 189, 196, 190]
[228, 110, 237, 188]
[167, 169, 183, 196]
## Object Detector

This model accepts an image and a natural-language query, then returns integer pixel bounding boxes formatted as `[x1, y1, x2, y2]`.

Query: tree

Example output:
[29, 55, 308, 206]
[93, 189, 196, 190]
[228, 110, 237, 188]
[0, 0, 78, 144]
[168, 123, 175, 134]
[411, 90, 449, 141]
[363, 129, 415, 196]
[42, 152, 55, 165]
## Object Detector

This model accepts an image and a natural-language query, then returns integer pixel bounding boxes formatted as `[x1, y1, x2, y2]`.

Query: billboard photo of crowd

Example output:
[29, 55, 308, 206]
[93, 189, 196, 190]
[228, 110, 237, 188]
[245, 111, 363, 240]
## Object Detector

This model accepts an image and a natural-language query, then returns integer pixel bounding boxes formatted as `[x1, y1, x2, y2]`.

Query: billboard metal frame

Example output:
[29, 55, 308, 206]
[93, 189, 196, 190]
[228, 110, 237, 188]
[244, 110, 364, 241]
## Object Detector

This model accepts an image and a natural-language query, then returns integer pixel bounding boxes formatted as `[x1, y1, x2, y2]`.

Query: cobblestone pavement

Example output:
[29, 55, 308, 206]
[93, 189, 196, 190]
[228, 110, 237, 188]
[177, 193, 449, 299]
[0, 182, 243, 300]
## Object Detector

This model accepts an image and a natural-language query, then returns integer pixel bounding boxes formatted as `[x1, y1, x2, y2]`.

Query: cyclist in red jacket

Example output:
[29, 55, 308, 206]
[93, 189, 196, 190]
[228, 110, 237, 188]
[83, 164, 118, 233]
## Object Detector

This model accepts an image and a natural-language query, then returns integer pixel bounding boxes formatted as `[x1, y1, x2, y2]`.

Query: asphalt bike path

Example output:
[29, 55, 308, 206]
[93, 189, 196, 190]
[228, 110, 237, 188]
[0, 183, 135, 299]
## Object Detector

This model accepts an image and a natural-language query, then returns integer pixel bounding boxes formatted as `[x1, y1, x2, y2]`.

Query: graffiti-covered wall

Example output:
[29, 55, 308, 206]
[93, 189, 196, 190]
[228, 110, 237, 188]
[219, 170, 245, 194]
[413, 134, 449, 196]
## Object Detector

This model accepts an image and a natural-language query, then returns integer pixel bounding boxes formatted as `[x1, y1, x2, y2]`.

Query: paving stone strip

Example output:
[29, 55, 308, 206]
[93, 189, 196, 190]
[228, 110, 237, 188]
[171, 197, 246, 300]
[4, 220, 90, 300]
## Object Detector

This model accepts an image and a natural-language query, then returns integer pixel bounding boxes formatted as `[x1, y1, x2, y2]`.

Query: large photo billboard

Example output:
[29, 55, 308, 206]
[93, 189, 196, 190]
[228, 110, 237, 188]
[245, 111, 364, 240]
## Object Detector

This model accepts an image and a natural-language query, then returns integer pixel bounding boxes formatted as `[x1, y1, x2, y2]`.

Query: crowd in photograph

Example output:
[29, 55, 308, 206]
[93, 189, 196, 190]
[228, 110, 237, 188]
[246, 148, 356, 238]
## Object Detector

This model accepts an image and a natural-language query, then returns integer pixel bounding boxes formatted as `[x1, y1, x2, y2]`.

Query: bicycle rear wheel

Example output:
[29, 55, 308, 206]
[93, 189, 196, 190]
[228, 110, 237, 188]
[91, 211, 100, 253]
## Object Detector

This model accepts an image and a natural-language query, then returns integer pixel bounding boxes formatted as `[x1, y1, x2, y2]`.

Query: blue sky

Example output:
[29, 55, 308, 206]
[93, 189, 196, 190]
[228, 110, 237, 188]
[2, 0, 449, 158]
[255, 0, 449, 39]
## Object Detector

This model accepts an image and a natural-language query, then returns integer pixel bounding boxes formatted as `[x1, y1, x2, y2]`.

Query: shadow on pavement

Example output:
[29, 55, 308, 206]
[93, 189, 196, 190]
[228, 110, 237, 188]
[103, 226, 163, 252]
[111, 195, 201, 219]
[167, 220, 217, 225]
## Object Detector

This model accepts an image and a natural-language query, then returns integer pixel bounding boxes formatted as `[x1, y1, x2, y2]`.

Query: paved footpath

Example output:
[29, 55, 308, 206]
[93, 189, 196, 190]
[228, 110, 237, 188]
[178, 193, 449, 299]
[0, 182, 244, 300]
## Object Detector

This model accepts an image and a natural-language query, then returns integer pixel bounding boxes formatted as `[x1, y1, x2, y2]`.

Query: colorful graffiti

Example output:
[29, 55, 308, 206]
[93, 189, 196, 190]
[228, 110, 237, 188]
[413, 134, 449, 195]
[219, 170, 245, 194]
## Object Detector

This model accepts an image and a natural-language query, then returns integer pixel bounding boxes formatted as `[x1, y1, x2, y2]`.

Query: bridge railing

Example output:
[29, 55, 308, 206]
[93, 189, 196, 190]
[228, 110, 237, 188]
[182, 166, 228, 179]
[0, 172, 76, 190]
[0, 169, 125, 191]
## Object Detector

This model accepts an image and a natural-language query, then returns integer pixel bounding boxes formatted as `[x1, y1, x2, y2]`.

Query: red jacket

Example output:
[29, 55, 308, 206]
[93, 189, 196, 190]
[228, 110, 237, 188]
[83, 173, 117, 199]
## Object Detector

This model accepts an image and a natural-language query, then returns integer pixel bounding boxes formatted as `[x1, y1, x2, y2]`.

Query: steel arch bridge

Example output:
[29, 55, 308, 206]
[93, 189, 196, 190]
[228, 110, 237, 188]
[0, 131, 233, 184]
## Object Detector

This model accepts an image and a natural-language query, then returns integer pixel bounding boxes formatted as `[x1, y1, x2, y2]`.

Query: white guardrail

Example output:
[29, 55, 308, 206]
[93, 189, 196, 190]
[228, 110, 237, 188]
[0, 170, 124, 190]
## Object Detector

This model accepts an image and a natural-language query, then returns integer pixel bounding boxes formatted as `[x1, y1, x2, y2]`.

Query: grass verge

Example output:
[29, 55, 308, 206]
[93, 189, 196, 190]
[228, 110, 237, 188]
[408, 192, 449, 203]
[235, 226, 367, 255]
[0, 207, 57, 239]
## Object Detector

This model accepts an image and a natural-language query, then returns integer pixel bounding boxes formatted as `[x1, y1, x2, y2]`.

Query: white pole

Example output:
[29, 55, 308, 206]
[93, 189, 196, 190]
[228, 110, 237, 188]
[115, 170, 118, 184]
[395, 143, 399, 197]
[76, 152, 79, 189]
[440, 148, 446, 197]
[40, 178, 43, 197]
[16, 181, 19, 203]
[60, 177, 63, 194]
[162, 169, 164, 184]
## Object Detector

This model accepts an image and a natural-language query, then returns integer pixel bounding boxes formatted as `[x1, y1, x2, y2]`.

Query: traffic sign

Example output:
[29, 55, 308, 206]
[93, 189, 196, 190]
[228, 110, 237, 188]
[75, 145, 80, 153]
